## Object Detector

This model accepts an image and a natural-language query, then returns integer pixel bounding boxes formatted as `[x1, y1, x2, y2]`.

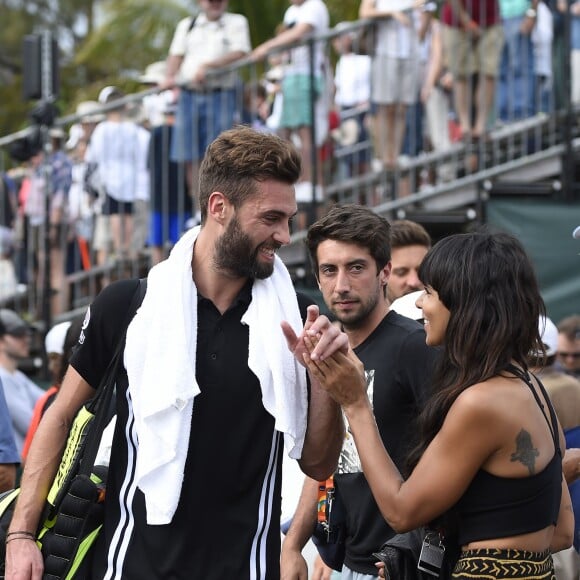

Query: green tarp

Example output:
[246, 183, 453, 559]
[487, 199, 580, 325]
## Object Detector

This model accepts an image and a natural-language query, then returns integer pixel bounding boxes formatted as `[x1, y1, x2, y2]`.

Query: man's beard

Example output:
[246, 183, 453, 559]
[213, 215, 277, 279]
[330, 289, 380, 330]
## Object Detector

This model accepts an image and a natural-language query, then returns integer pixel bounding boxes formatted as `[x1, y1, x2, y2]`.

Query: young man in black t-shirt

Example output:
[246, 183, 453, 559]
[281, 204, 438, 578]
[7, 126, 346, 580]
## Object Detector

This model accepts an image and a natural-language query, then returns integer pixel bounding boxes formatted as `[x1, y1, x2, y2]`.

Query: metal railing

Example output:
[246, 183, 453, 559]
[0, 11, 578, 329]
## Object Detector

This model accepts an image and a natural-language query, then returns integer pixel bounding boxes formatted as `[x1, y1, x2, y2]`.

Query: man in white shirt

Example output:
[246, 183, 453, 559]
[86, 87, 150, 264]
[162, 0, 251, 197]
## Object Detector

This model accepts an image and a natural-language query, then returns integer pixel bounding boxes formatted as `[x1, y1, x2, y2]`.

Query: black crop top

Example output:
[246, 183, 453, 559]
[455, 365, 562, 545]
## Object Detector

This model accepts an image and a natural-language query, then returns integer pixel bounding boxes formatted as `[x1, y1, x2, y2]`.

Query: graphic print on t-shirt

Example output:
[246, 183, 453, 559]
[336, 369, 374, 474]
[79, 305, 91, 345]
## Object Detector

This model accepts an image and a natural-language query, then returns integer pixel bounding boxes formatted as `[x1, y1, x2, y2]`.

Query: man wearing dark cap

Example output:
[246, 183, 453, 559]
[0, 309, 44, 454]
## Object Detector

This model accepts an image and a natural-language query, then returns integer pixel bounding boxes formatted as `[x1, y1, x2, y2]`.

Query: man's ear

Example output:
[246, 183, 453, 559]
[379, 261, 391, 289]
[207, 192, 228, 225]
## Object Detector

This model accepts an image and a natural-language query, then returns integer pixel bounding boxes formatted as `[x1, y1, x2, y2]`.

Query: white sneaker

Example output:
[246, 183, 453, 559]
[371, 158, 384, 173]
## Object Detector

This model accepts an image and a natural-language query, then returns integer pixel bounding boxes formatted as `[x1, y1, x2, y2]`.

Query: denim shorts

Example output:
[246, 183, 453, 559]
[171, 88, 236, 163]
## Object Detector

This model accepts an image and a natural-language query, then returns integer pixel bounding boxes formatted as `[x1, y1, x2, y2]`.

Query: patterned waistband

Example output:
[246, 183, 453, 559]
[453, 548, 554, 579]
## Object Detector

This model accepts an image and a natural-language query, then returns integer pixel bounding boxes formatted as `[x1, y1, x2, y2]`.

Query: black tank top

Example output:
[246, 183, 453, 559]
[456, 365, 562, 545]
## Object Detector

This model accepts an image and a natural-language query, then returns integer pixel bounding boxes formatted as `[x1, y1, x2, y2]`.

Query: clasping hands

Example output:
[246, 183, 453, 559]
[301, 333, 367, 409]
[281, 305, 348, 368]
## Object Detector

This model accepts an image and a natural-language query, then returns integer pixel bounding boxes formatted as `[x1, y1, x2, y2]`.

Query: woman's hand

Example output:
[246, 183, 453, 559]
[302, 335, 367, 409]
[282, 305, 349, 370]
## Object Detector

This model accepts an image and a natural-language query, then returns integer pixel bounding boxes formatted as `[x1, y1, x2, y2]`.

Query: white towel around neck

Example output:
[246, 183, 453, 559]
[125, 226, 308, 524]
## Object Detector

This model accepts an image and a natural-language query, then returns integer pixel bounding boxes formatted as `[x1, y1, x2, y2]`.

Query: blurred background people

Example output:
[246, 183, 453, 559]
[360, 0, 420, 171]
[0, 309, 43, 455]
[496, 0, 538, 122]
[86, 86, 150, 264]
[557, 314, 580, 379]
[162, 0, 251, 198]
[138, 61, 175, 129]
[387, 219, 431, 303]
[65, 100, 105, 152]
[0, 172, 18, 301]
[416, 4, 457, 184]
[0, 377, 19, 492]
[332, 21, 372, 178]
[440, 0, 504, 141]
[148, 101, 191, 265]
[533, 315, 580, 580]
[22, 316, 84, 462]
[252, 0, 331, 207]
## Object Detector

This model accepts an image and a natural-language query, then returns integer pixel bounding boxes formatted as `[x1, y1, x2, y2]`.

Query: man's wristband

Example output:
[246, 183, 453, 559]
[525, 7, 537, 17]
[6, 536, 37, 544]
[6, 531, 36, 544]
[6, 531, 35, 539]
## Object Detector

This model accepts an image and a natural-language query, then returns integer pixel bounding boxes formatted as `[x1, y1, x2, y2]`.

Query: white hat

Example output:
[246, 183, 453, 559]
[139, 61, 166, 85]
[76, 100, 105, 123]
[98, 86, 123, 104]
[538, 316, 558, 357]
[390, 290, 424, 321]
[44, 321, 72, 355]
[264, 64, 285, 83]
[573, 225, 580, 240]
[48, 127, 66, 139]
[65, 124, 84, 150]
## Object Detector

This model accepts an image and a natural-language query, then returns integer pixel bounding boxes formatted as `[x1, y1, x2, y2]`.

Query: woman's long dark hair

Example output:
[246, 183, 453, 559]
[406, 230, 546, 472]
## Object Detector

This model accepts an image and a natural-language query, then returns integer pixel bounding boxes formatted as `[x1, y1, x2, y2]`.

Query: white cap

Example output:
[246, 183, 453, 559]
[44, 321, 72, 355]
[538, 315, 558, 357]
[76, 100, 105, 123]
[390, 290, 424, 321]
[98, 86, 122, 104]
[48, 127, 66, 139]
[573, 225, 580, 240]
[65, 124, 84, 150]
[138, 61, 166, 84]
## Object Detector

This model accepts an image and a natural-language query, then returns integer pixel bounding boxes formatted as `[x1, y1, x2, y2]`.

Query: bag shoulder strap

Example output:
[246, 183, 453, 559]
[79, 278, 147, 476]
[505, 363, 561, 455]
[187, 14, 198, 33]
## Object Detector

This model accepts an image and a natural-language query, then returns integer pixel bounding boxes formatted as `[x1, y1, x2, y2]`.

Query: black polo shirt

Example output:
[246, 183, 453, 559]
[71, 277, 312, 579]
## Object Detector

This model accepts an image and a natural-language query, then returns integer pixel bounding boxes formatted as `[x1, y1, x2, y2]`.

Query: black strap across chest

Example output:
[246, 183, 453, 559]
[505, 363, 561, 456]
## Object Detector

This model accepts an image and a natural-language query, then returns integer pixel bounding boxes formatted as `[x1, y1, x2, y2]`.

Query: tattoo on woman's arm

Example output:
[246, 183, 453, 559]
[510, 429, 539, 475]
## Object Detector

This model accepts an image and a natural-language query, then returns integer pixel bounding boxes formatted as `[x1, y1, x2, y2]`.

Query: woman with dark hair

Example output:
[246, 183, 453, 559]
[303, 231, 574, 579]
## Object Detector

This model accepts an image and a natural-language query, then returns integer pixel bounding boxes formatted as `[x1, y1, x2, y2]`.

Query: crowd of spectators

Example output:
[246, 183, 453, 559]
[0, 5, 578, 577]
[0, 0, 578, 320]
